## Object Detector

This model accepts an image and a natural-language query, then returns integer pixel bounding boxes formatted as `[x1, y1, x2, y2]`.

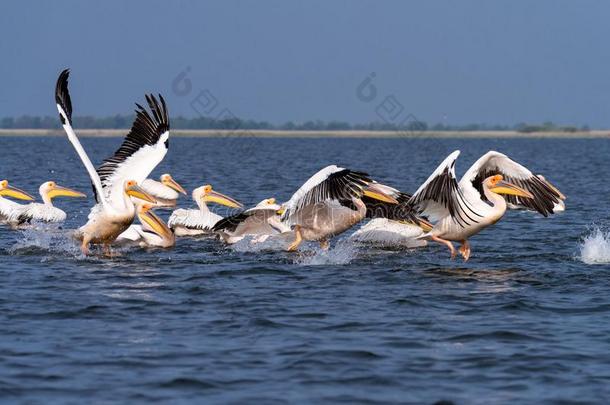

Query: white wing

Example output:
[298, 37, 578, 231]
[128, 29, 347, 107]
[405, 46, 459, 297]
[55, 69, 170, 209]
[351, 218, 427, 248]
[117, 225, 143, 242]
[96, 95, 169, 207]
[11, 203, 67, 223]
[460, 151, 565, 216]
[409, 150, 482, 226]
[168, 208, 222, 231]
[55, 69, 107, 209]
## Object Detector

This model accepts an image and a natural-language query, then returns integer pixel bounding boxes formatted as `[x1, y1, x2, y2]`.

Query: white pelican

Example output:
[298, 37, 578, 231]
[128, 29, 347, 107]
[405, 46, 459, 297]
[351, 186, 432, 248]
[116, 203, 175, 248]
[8, 181, 86, 225]
[0, 180, 35, 223]
[213, 198, 289, 244]
[168, 185, 242, 236]
[55, 69, 167, 255]
[409, 150, 565, 260]
[141, 174, 187, 208]
[281, 165, 399, 251]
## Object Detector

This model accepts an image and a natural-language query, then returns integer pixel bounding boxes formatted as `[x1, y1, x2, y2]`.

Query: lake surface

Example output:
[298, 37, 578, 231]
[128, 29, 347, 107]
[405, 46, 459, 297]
[0, 136, 609, 404]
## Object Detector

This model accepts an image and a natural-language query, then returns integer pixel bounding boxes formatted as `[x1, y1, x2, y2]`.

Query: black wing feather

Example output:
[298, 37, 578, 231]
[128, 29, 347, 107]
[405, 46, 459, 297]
[471, 170, 563, 217]
[93, 94, 169, 201]
[410, 163, 482, 228]
[55, 69, 73, 125]
[283, 169, 372, 220]
[212, 211, 254, 233]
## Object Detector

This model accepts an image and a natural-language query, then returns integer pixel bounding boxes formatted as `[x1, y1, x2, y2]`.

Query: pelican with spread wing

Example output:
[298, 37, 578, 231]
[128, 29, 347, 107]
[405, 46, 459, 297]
[409, 150, 565, 260]
[141, 173, 187, 209]
[9, 181, 85, 225]
[168, 184, 242, 236]
[213, 198, 289, 244]
[55, 69, 167, 255]
[281, 165, 399, 251]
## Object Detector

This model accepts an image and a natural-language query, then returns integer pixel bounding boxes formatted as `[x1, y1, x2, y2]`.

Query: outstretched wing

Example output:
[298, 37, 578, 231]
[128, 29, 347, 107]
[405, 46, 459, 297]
[55, 69, 170, 207]
[212, 210, 254, 233]
[409, 150, 483, 227]
[460, 151, 565, 216]
[212, 208, 277, 233]
[96, 94, 170, 204]
[281, 165, 371, 223]
[55, 69, 107, 209]
[361, 182, 427, 227]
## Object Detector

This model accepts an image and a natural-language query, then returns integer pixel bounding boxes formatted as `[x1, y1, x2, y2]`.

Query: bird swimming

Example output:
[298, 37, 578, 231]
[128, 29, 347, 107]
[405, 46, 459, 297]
[213, 198, 288, 244]
[168, 184, 242, 236]
[141, 173, 187, 209]
[116, 203, 175, 248]
[8, 181, 85, 225]
[55, 69, 168, 255]
[351, 183, 432, 248]
[0, 180, 35, 225]
[409, 150, 565, 260]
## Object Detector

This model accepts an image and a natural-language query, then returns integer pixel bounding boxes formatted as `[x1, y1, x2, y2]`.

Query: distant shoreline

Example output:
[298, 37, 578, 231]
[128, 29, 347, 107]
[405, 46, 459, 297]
[0, 129, 608, 138]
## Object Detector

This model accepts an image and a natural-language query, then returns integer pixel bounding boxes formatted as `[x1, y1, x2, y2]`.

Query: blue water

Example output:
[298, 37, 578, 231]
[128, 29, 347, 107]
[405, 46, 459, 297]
[1, 136, 609, 404]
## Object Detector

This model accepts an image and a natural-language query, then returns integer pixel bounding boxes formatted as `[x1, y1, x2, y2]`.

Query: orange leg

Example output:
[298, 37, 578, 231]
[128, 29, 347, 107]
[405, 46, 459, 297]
[459, 240, 471, 261]
[81, 236, 91, 256]
[431, 235, 456, 259]
[286, 225, 303, 251]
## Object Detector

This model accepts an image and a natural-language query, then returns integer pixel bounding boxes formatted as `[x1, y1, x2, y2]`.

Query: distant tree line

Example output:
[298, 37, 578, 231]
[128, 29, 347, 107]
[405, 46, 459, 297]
[0, 115, 591, 132]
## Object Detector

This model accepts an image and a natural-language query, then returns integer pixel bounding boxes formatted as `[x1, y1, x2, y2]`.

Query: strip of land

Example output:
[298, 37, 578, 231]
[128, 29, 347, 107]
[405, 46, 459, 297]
[0, 129, 607, 138]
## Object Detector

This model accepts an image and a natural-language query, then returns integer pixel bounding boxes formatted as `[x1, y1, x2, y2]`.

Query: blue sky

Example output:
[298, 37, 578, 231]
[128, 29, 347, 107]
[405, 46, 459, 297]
[1, 0, 609, 126]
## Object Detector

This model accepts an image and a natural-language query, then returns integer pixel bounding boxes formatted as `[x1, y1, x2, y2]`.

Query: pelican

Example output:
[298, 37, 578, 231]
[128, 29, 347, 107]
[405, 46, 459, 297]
[8, 181, 86, 225]
[0, 180, 35, 223]
[116, 203, 175, 248]
[409, 150, 565, 260]
[213, 198, 289, 244]
[281, 165, 400, 251]
[141, 173, 187, 208]
[55, 69, 167, 255]
[168, 185, 242, 236]
[351, 186, 431, 248]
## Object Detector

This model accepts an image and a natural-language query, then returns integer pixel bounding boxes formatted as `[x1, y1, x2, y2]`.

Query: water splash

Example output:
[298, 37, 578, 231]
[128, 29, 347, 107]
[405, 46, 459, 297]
[296, 239, 359, 266]
[8, 225, 81, 257]
[229, 235, 287, 253]
[579, 227, 610, 264]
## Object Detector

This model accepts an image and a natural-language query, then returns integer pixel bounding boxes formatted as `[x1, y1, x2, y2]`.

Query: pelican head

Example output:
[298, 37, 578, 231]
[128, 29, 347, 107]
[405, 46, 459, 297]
[138, 203, 174, 241]
[40, 181, 86, 202]
[255, 197, 281, 210]
[0, 180, 34, 201]
[362, 183, 399, 204]
[194, 185, 242, 208]
[487, 175, 533, 198]
[124, 180, 157, 203]
[160, 173, 187, 195]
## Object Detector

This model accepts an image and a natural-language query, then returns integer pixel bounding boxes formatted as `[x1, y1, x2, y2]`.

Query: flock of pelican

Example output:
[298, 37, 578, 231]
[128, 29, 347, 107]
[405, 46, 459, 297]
[0, 70, 566, 261]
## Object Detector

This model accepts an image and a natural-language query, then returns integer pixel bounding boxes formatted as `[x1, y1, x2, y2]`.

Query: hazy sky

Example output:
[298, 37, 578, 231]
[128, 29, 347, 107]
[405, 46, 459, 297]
[1, 0, 609, 126]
